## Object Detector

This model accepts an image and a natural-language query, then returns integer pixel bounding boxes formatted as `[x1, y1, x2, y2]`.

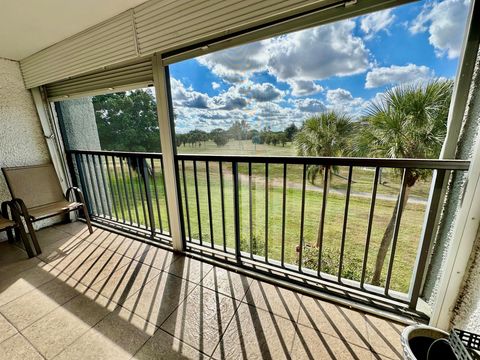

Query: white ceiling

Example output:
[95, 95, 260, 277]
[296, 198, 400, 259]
[0, 0, 148, 60]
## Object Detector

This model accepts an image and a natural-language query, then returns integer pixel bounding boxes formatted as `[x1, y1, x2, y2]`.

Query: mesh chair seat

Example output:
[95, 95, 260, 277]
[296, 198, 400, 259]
[28, 200, 82, 220]
[0, 216, 15, 231]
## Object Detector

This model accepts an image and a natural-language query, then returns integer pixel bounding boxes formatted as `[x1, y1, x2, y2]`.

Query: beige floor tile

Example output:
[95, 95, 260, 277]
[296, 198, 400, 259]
[22, 291, 114, 359]
[35, 226, 75, 248]
[122, 270, 197, 326]
[161, 285, 239, 356]
[366, 315, 404, 359]
[55, 306, 156, 360]
[212, 302, 298, 360]
[0, 276, 82, 330]
[0, 263, 53, 306]
[0, 256, 43, 279]
[65, 249, 131, 288]
[164, 255, 213, 283]
[134, 328, 205, 360]
[0, 313, 17, 344]
[201, 267, 253, 300]
[297, 296, 369, 348]
[43, 241, 106, 275]
[0, 334, 43, 360]
[92, 231, 146, 259]
[0, 242, 28, 266]
[90, 260, 161, 305]
[242, 280, 302, 321]
[55, 221, 95, 238]
[290, 324, 373, 360]
[134, 244, 179, 271]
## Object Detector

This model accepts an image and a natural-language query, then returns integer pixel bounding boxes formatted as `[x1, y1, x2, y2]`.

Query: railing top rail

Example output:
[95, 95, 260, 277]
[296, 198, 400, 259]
[177, 153, 470, 170]
[67, 149, 470, 170]
[68, 149, 164, 158]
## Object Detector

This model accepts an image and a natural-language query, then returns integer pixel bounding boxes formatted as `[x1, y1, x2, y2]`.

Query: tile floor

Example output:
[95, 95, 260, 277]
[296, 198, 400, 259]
[0, 223, 407, 359]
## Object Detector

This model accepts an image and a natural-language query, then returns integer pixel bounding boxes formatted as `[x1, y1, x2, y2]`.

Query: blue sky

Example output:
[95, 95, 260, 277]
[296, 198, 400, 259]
[169, 0, 470, 133]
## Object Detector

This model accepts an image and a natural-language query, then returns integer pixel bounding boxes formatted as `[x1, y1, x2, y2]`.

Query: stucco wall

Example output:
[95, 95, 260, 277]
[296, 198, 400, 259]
[0, 58, 55, 240]
[450, 48, 480, 332]
[421, 47, 480, 331]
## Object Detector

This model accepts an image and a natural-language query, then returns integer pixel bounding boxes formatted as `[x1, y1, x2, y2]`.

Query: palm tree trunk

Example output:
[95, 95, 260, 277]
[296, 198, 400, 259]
[371, 185, 412, 286]
[316, 166, 331, 248]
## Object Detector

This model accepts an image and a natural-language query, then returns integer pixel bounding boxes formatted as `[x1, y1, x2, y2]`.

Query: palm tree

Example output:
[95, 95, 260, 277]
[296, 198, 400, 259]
[356, 79, 453, 286]
[294, 111, 354, 247]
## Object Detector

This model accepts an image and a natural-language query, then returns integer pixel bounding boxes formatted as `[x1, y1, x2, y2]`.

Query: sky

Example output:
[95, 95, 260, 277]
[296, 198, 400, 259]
[169, 0, 471, 134]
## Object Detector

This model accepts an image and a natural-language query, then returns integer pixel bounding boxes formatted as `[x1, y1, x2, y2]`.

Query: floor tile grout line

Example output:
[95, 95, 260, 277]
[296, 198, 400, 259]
[207, 276, 255, 359]
[1, 310, 46, 359]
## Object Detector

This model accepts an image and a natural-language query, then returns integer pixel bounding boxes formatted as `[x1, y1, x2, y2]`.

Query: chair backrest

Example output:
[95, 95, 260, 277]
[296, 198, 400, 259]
[2, 164, 65, 209]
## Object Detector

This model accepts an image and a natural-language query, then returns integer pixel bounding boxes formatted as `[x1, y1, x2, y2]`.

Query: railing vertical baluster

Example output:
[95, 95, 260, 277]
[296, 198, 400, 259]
[91, 155, 107, 217]
[233, 161, 241, 260]
[248, 162, 253, 257]
[338, 166, 353, 282]
[317, 166, 330, 277]
[135, 157, 149, 229]
[97, 155, 113, 219]
[193, 160, 202, 245]
[141, 157, 156, 237]
[298, 164, 307, 272]
[150, 158, 163, 233]
[75, 153, 92, 215]
[205, 161, 214, 248]
[361, 167, 380, 288]
[385, 168, 409, 294]
[181, 160, 192, 241]
[103, 155, 117, 221]
[126, 157, 141, 227]
[281, 163, 287, 267]
[119, 157, 134, 225]
[85, 154, 100, 215]
[112, 156, 126, 224]
[160, 157, 171, 232]
[219, 161, 227, 252]
[265, 162, 269, 262]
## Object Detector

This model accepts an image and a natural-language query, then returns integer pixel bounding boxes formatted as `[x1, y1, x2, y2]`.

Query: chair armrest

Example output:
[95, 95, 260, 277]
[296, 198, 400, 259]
[1, 201, 11, 219]
[10, 198, 32, 220]
[66, 187, 87, 204]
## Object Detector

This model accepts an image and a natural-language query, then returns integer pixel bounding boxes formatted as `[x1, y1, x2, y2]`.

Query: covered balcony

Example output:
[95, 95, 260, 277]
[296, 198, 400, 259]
[1, 0, 480, 358]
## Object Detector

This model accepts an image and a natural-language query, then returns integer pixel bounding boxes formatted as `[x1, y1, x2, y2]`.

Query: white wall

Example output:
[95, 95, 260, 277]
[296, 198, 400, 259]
[0, 57, 54, 239]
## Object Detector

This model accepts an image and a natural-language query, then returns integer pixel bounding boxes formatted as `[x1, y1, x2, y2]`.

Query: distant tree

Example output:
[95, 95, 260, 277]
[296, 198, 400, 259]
[354, 79, 453, 285]
[284, 123, 298, 142]
[210, 128, 229, 147]
[93, 90, 160, 152]
[248, 129, 259, 140]
[278, 133, 288, 147]
[294, 111, 354, 248]
[229, 120, 249, 140]
[252, 135, 261, 145]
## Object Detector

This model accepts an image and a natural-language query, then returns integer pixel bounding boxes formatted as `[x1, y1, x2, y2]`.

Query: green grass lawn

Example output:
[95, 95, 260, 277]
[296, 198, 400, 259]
[93, 155, 429, 294]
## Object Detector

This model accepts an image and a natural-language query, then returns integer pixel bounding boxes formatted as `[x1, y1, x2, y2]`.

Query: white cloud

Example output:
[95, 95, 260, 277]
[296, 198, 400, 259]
[361, 9, 396, 39]
[287, 80, 323, 96]
[197, 41, 269, 83]
[294, 98, 327, 113]
[326, 88, 367, 118]
[196, 19, 370, 96]
[237, 82, 284, 102]
[212, 82, 220, 90]
[410, 0, 470, 59]
[267, 20, 371, 84]
[170, 78, 210, 109]
[365, 64, 434, 88]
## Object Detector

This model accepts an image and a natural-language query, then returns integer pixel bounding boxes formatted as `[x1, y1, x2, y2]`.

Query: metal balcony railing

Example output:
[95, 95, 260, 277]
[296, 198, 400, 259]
[67, 149, 469, 317]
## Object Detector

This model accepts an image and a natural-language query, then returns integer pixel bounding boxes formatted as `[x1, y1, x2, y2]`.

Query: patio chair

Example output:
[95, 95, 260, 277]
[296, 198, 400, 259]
[2, 164, 93, 255]
[0, 200, 35, 258]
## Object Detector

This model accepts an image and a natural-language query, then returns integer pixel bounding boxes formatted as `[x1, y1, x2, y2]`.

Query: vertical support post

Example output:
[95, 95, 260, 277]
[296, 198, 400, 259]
[142, 157, 156, 238]
[152, 54, 184, 251]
